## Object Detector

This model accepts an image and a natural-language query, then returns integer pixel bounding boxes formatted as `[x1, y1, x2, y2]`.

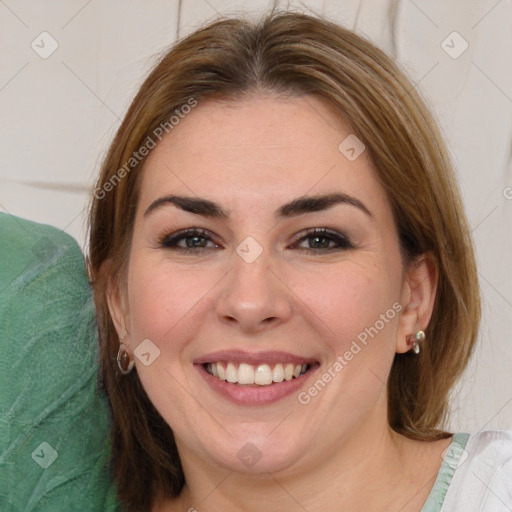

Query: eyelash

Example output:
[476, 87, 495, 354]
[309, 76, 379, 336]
[158, 227, 354, 255]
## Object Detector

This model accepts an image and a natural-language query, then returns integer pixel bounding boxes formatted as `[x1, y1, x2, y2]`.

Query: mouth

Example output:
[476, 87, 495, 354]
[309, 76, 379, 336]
[203, 361, 311, 386]
[193, 350, 320, 405]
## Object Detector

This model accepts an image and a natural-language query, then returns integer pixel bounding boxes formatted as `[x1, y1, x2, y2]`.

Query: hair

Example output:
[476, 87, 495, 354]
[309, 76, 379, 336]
[86, 8, 481, 512]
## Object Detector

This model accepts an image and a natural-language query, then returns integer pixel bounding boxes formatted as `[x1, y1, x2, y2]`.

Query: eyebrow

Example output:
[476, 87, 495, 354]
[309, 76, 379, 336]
[143, 192, 373, 220]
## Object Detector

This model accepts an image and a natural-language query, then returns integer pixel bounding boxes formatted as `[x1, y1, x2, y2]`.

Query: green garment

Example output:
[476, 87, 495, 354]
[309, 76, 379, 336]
[0, 213, 120, 511]
[421, 432, 470, 511]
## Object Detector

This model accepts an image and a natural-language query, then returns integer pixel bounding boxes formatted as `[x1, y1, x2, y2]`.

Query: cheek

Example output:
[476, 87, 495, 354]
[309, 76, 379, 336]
[125, 257, 207, 344]
[124, 257, 208, 427]
[291, 260, 400, 352]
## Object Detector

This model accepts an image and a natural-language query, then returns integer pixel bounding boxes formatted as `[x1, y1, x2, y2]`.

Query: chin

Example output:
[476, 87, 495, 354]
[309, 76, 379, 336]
[200, 429, 309, 475]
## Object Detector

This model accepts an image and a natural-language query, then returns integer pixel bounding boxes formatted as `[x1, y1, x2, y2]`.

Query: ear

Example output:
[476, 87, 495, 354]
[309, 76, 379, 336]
[104, 260, 130, 346]
[396, 252, 438, 353]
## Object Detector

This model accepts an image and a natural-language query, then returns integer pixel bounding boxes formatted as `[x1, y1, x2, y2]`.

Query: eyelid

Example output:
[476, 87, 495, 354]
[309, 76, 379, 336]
[291, 226, 348, 242]
[290, 227, 354, 250]
[158, 227, 220, 249]
[158, 226, 354, 253]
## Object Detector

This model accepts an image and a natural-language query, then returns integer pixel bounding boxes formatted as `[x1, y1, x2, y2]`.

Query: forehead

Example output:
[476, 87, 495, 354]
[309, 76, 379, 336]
[137, 94, 387, 220]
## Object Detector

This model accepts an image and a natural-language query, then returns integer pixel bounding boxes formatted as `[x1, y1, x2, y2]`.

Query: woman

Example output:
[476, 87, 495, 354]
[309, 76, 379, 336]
[87, 9, 512, 512]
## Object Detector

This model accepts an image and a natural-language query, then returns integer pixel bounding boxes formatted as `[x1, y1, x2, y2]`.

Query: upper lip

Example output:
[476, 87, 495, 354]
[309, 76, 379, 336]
[193, 350, 319, 366]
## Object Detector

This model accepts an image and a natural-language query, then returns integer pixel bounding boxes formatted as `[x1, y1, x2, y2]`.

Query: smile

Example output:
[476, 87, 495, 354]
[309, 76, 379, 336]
[195, 361, 319, 405]
[204, 361, 309, 386]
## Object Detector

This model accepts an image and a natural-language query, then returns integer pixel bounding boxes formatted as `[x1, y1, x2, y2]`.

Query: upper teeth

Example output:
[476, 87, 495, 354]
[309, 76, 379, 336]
[206, 362, 308, 386]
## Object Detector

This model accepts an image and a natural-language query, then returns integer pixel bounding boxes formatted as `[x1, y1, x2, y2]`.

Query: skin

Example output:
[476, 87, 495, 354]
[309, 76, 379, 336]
[107, 94, 451, 511]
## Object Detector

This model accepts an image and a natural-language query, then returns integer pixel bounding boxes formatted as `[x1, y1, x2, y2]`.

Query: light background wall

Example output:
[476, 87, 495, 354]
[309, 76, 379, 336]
[1, 0, 511, 432]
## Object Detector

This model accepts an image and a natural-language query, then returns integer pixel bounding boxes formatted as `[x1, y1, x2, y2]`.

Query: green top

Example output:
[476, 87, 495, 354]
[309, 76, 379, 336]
[420, 432, 470, 511]
[0, 213, 120, 511]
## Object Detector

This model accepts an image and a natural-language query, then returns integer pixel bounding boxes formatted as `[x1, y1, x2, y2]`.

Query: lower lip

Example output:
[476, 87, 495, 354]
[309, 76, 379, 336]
[195, 363, 319, 406]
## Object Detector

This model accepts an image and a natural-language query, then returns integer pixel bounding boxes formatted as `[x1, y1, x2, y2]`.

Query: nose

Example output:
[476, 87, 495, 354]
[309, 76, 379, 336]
[215, 247, 293, 334]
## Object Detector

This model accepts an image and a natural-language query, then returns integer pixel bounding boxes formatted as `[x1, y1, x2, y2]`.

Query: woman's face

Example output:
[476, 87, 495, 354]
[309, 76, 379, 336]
[109, 94, 424, 475]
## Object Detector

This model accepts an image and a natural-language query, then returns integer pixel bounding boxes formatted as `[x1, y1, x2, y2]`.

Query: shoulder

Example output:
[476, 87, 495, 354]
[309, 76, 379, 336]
[460, 430, 512, 462]
[463, 430, 512, 474]
[0, 214, 117, 511]
[466, 429, 512, 447]
[442, 430, 512, 511]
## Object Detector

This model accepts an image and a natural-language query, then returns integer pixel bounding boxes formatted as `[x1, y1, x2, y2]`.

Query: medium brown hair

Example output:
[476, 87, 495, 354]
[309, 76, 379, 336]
[87, 9, 481, 511]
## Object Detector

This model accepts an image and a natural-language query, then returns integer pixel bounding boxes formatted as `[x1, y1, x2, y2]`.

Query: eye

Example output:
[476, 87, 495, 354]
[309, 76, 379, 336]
[158, 227, 353, 255]
[159, 228, 220, 252]
[291, 228, 354, 254]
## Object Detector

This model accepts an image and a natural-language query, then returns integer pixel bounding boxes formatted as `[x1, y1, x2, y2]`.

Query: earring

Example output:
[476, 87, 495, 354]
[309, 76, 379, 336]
[411, 330, 425, 354]
[117, 331, 134, 375]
